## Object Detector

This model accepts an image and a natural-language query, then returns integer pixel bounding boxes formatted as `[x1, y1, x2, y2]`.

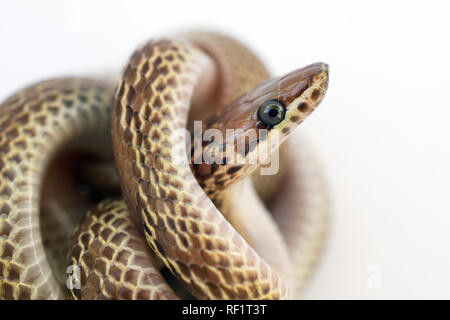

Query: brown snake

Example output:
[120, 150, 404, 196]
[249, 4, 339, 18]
[0, 32, 329, 299]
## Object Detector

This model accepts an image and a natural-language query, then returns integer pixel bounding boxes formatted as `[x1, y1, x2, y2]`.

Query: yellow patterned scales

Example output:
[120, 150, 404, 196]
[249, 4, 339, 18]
[0, 32, 329, 299]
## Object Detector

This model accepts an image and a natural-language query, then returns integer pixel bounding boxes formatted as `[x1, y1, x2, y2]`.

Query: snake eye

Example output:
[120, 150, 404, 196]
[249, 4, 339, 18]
[257, 100, 286, 127]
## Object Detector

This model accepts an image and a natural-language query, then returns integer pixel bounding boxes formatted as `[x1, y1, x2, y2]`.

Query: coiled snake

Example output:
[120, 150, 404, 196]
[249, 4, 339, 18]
[0, 32, 329, 299]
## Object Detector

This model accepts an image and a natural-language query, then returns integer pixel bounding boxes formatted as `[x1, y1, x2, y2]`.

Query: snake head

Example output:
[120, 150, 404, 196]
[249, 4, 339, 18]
[193, 63, 329, 194]
[203, 61, 329, 148]
[254, 62, 329, 135]
[204, 62, 328, 133]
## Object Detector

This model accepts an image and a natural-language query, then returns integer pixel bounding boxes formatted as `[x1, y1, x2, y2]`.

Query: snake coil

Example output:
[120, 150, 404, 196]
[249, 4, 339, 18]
[0, 32, 329, 300]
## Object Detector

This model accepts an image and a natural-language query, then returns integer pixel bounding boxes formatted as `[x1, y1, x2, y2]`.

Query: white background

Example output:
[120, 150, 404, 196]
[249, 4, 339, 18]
[1, 1, 449, 299]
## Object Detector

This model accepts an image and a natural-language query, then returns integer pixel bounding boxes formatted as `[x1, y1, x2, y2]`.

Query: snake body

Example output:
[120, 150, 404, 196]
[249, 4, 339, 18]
[0, 32, 329, 299]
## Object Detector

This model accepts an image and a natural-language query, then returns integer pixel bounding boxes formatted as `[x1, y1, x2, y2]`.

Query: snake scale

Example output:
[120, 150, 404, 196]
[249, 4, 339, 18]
[0, 32, 329, 299]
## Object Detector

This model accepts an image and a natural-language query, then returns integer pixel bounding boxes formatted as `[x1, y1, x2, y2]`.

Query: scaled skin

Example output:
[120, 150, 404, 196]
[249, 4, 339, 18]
[0, 32, 329, 300]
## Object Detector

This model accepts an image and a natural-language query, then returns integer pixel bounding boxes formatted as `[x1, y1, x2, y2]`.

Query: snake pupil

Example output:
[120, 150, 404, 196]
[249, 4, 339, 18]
[268, 108, 279, 117]
[257, 100, 286, 127]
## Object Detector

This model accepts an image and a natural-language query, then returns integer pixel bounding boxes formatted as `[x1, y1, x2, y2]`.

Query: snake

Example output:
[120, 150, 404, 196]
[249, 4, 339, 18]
[0, 32, 329, 299]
